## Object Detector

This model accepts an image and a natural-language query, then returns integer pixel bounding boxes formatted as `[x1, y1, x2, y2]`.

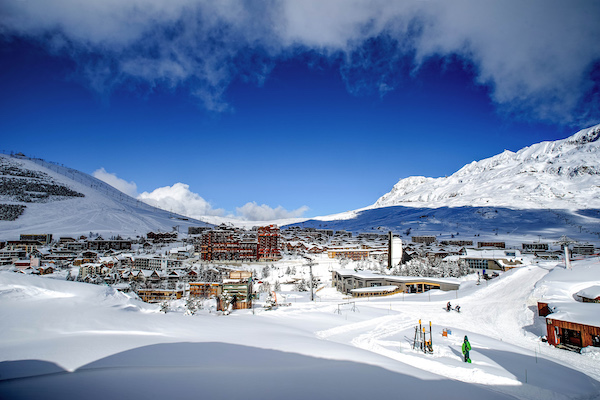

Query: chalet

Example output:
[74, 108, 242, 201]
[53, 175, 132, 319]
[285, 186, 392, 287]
[38, 265, 54, 275]
[308, 246, 324, 254]
[20, 267, 39, 275]
[539, 302, 600, 350]
[167, 270, 185, 281]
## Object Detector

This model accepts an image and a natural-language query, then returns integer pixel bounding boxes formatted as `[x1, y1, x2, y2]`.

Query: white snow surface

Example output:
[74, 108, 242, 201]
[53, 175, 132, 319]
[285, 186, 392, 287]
[373, 124, 600, 210]
[532, 258, 600, 327]
[576, 285, 600, 301]
[1, 258, 600, 399]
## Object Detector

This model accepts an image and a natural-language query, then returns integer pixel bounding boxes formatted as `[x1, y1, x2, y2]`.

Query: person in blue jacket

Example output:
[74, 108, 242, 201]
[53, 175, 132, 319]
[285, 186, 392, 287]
[462, 335, 471, 363]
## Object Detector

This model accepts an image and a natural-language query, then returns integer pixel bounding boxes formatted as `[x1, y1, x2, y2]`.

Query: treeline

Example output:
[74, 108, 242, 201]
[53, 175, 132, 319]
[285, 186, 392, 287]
[0, 204, 26, 221]
[0, 178, 84, 202]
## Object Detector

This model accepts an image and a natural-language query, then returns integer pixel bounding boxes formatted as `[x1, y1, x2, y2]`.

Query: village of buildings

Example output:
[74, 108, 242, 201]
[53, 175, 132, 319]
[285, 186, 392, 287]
[1, 224, 599, 352]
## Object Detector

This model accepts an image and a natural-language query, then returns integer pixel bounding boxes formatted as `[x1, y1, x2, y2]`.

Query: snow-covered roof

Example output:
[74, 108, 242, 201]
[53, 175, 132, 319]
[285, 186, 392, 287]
[534, 258, 600, 327]
[335, 269, 460, 285]
[576, 285, 600, 300]
[546, 303, 600, 327]
[462, 248, 521, 259]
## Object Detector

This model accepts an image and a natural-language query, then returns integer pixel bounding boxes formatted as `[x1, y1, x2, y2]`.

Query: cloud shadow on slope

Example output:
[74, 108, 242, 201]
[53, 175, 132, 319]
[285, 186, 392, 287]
[0, 342, 519, 400]
[289, 206, 600, 242]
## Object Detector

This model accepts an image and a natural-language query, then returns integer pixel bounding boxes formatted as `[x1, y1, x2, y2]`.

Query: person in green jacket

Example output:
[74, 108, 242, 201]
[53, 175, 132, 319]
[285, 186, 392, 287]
[462, 335, 471, 363]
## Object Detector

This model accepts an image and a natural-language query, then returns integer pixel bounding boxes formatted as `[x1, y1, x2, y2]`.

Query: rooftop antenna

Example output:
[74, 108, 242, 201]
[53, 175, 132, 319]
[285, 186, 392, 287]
[555, 235, 576, 269]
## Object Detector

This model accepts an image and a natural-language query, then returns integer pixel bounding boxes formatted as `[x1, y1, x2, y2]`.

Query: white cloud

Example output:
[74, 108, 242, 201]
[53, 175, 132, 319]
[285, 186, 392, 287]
[91, 169, 307, 221]
[3, 0, 599, 123]
[137, 183, 225, 218]
[236, 202, 309, 221]
[92, 168, 138, 197]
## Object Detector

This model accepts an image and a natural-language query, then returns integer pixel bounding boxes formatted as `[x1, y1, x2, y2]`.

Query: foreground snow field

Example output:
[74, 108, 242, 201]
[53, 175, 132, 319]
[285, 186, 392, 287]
[1, 260, 600, 400]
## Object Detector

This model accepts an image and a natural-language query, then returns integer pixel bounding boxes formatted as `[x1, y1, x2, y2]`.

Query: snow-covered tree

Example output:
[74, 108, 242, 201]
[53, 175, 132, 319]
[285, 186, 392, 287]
[295, 278, 308, 292]
[160, 300, 170, 314]
[261, 265, 270, 279]
[261, 281, 272, 293]
[185, 297, 199, 315]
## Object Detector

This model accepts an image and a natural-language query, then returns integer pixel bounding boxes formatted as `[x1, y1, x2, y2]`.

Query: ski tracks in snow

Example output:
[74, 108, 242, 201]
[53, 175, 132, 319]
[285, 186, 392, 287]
[316, 313, 518, 387]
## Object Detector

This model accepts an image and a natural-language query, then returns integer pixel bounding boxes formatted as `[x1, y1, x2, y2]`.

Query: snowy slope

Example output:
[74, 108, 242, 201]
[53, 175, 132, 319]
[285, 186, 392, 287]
[374, 124, 600, 210]
[0, 154, 210, 240]
[292, 204, 600, 246]
[1, 258, 600, 399]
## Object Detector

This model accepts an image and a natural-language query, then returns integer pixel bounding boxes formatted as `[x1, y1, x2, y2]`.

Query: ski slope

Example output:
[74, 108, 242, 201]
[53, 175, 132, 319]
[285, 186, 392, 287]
[0, 154, 210, 240]
[1, 258, 599, 399]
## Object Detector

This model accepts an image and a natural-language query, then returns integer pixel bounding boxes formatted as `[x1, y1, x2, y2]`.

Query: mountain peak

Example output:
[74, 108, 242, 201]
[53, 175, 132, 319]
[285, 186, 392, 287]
[373, 124, 600, 210]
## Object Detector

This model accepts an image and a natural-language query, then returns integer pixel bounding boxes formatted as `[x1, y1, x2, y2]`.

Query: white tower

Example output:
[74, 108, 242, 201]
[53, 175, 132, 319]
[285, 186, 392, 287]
[388, 231, 403, 268]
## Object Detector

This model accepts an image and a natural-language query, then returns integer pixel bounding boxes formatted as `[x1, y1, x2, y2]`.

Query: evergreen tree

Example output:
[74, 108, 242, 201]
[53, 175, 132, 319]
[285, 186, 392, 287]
[160, 300, 169, 314]
[295, 278, 308, 292]
[185, 297, 198, 315]
[261, 265, 270, 279]
[261, 281, 272, 293]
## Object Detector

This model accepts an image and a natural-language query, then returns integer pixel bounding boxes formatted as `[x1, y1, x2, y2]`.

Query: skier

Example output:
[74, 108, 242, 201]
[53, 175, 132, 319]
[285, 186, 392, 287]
[455, 304, 461, 313]
[462, 335, 471, 363]
[446, 301, 452, 312]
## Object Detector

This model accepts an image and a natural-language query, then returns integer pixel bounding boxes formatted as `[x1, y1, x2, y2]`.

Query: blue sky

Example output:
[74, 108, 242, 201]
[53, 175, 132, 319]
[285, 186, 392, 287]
[1, 1, 599, 221]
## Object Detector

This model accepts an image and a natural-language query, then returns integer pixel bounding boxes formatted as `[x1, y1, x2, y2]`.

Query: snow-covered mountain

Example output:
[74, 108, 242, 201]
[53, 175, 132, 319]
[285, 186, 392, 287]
[290, 125, 600, 244]
[373, 124, 600, 210]
[0, 154, 210, 240]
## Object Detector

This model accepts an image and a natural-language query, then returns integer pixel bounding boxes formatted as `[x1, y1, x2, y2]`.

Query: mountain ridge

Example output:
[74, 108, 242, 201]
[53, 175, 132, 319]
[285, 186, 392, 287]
[372, 124, 600, 211]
